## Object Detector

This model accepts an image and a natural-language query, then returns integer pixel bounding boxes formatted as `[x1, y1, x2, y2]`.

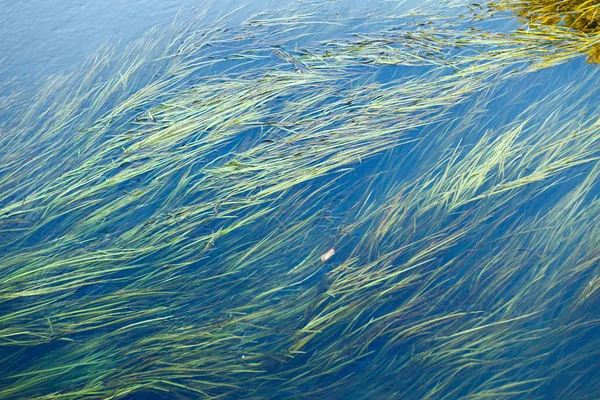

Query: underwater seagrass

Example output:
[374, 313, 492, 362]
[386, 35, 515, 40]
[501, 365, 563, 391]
[0, 0, 599, 399]
[491, 0, 600, 63]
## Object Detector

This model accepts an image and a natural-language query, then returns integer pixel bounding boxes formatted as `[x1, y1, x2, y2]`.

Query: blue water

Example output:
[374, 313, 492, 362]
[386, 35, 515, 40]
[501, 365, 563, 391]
[1, 0, 600, 399]
[0, 0, 392, 81]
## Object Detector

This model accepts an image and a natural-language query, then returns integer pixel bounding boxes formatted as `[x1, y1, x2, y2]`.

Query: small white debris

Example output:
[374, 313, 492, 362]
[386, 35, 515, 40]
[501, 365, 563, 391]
[320, 248, 335, 263]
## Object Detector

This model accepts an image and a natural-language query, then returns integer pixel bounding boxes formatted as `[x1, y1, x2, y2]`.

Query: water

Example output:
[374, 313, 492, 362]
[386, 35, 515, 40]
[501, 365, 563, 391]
[1, 0, 599, 399]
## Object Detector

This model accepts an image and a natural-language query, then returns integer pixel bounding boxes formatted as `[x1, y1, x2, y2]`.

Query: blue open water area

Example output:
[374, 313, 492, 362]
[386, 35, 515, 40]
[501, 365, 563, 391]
[0, 0, 599, 399]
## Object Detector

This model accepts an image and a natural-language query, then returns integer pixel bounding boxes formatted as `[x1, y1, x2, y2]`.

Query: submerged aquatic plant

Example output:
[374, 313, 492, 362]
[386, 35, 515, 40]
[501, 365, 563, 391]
[0, 0, 599, 399]
[492, 0, 600, 63]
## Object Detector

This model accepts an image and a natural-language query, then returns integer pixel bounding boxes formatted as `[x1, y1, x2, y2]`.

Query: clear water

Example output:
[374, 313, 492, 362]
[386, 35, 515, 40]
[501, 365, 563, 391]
[1, 0, 599, 399]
